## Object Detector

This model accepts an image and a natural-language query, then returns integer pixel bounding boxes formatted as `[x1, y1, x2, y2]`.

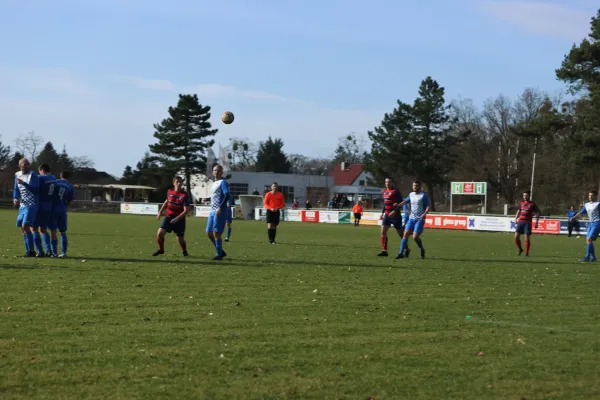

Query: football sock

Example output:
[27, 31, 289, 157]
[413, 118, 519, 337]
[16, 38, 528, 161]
[33, 232, 44, 254]
[415, 238, 423, 249]
[591, 243, 596, 259]
[157, 237, 165, 252]
[586, 242, 594, 259]
[42, 232, 51, 253]
[178, 239, 187, 252]
[515, 238, 522, 251]
[272, 229, 277, 242]
[525, 240, 531, 254]
[215, 238, 223, 255]
[25, 232, 34, 253]
[226, 227, 231, 239]
[381, 236, 388, 251]
[51, 239, 58, 255]
[23, 235, 30, 252]
[268, 228, 274, 242]
[399, 238, 408, 255]
[60, 233, 68, 254]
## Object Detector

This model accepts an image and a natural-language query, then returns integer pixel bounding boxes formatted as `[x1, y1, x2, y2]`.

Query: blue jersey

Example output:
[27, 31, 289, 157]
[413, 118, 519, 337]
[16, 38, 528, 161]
[52, 180, 74, 213]
[567, 210, 577, 219]
[210, 179, 230, 210]
[14, 170, 39, 208]
[580, 201, 600, 224]
[38, 174, 57, 211]
[406, 191, 430, 220]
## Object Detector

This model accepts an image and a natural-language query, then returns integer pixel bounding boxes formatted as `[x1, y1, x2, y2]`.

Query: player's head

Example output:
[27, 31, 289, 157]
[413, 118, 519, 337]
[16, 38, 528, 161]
[212, 164, 223, 180]
[523, 190, 531, 201]
[173, 175, 184, 190]
[60, 170, 71, 180]
[569, 205, 575, 210]
[271, 182, 278, 192]
[18, 158, 30, 173]
[38, 163, 50, 175]
[384, 177, 393, 189]
[588, 190, 597, 201]
[412, 180, 422, 193]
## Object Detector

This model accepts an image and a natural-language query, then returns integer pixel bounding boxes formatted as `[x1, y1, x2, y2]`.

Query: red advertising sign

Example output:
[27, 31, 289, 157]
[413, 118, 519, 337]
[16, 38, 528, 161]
[532, 219, 560, 234]
[425, 215, 468, 230]
[302, 210, 320, 223]
[463, 183, 474, 194]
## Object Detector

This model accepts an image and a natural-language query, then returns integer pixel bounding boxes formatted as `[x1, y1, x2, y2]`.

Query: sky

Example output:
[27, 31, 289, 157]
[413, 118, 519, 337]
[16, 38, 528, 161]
[0, 0, 597, 177]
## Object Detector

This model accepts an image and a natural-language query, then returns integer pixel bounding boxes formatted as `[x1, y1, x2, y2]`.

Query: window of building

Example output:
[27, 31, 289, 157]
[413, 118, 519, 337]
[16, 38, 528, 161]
[359, 180, 365, 186]
[278, 185, 295, 202]
[229, 183, 249, 198]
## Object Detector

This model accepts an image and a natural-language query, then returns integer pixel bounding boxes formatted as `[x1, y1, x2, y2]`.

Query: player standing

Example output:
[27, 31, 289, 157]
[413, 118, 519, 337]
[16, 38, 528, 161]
[567, 206, 581, 237]
[352, 200, 363, 227]
[377, 178, 409, 257]
[14, 158, 39, 257]
[224, 196, 234, 242]
[153, 176, 190, 257]
[35, 164, 57, 256]
[50, 171, 74, 257]
[569, 190, 600, 262]
[514, 190, 540, 256]
[394, 180, 430, 259]
[263, 182, 285, 244]
[206, 165, 230, 260]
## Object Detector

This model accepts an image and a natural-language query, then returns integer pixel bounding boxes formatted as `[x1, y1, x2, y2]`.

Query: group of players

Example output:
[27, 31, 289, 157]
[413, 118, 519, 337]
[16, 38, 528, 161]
[13, 158, 74, 257]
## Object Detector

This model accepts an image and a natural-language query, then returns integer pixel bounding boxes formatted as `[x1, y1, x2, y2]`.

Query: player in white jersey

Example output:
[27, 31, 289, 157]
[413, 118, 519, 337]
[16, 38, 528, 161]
[206, 164, 231, 260]
[391, 180, 430, 259]
[13, 158, 40, 257]
[569, 190, 600, 262]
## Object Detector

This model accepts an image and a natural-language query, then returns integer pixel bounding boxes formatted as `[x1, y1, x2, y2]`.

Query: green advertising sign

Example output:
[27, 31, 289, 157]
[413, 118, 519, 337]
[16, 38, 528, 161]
[451, 182, 487, 195]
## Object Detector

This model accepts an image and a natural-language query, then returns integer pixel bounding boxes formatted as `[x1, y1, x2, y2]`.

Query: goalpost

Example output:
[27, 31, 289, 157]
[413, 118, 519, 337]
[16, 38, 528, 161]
[450, 182, 488, 214]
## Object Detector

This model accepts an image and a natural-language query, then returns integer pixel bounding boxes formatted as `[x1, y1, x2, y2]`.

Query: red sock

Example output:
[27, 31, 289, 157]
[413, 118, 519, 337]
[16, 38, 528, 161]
[179, 240, 187, 252]
[525, 240, 530, 254]
[157, 237, 164, 251]
[515, 238, 522, 251]
[381, 236, 388, 251]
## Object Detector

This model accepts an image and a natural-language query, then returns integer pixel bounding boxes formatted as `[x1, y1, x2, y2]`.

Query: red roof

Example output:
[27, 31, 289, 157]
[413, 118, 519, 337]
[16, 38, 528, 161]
[330, 163, 364, 185]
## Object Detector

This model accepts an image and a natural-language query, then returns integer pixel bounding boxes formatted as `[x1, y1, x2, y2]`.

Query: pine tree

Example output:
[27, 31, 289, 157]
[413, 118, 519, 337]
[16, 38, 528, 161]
[149, 94, 217, 194]
[255, 136, 291, 173]
[36, 142, 60, 171]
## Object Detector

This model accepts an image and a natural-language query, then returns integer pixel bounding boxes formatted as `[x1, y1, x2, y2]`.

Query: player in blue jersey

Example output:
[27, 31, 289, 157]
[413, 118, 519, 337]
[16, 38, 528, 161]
[51, 171, 75, 257]
[569, 190, 600, 262]
[392, 180, 431, 259]
[14, 158, 40, 257]
[35, 164, 57, 256]
[224, 195, 234, 242]
[206, 164, 231, 260]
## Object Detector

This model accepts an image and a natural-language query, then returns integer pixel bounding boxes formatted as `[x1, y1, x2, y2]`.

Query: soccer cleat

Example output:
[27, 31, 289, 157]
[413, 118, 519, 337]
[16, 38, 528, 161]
[395, 253, 404, 259]
[182, 250, 189, 256]
[152, 250, 164, 257]
[224, 238, 229, 242]
[212, 255, 223, 261]
[420, 248, 426, 259]
[23, 251, 36, 258]
[36, 252, 46, 257]
[45, 252, 52, 257]
[580, 257, 590, 262]
[58, 253, 67, 258]
[377, 251, 388, 257]
[518, 250, 523, 256]
[405, 248, 411, 258]
[220, 250, 227, 258]
[525, 253, 529, 257]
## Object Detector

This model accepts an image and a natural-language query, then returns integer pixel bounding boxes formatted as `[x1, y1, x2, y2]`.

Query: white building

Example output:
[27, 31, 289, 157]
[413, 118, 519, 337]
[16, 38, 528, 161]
[190, 171, 334, 207]
[330, 163, 381, 201]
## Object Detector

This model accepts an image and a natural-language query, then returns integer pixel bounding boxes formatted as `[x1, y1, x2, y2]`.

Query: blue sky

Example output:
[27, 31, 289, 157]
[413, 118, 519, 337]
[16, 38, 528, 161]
[0, 0, 597, 177]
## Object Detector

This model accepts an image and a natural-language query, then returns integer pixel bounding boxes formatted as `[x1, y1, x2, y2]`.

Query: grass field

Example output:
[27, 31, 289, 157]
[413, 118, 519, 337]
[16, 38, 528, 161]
[0, 210, 598, 399]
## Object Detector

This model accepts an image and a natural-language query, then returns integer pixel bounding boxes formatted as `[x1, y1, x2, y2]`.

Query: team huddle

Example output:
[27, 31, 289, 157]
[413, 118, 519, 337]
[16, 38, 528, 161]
[13, 158, 74, 257]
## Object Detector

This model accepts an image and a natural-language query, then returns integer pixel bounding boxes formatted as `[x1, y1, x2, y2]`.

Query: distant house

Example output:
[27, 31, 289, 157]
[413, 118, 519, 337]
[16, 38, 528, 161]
[330, 162, 381, 201]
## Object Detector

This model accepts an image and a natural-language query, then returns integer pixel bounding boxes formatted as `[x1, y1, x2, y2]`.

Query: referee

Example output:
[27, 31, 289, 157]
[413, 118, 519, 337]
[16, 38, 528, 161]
[263, 182, 285, 244]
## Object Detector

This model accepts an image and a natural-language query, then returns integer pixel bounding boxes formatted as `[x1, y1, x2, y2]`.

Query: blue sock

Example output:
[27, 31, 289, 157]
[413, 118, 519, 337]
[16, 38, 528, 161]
[226, 227, 231, 239]
[60, 233, 68, 255]
[42, 232, 51, 253]
[25, 232, 34, 253]
[33, 232, 44, 254]
[415, 238, 424, 249]
[399, 238, 408, 255]
[209, 237, 216, 247]
[51, 239, 58, 255]
[588, 242, 595, 259]
[23, 235, 30, 252]
[215, 239, 223, 256]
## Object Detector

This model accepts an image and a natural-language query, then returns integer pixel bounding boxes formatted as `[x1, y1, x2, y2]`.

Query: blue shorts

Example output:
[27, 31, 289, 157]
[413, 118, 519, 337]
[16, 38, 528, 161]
[516, 222, 532, 235]
[225, 207, 233, 224]
[405, 218, 425, 234]
[382, 214, 402, 229]
[16, 206, 38, 228]
[34, 209, 52, 229]
[586, 222, 600, 241]
[51, 212, 68, 232]
[160, 216, 186, 236]
[206, 210, 226, 233]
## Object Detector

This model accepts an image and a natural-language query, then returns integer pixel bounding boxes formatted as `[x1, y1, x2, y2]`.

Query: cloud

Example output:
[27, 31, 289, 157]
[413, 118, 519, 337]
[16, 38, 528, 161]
[0, 67, 93, 94]
[479, 1, 591, 41]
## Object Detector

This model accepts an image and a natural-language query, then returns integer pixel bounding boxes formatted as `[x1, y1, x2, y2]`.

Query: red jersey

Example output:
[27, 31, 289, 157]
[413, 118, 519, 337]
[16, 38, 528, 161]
[382, 188, 403, 215]
[517, 201, 540, 224]
[165, 189, 190, 217]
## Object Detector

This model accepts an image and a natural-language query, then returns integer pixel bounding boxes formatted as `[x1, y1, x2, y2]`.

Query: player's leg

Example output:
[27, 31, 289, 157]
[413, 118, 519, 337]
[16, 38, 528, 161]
[412, 220, 426, 259]
[16, 210, 33, 256]
[153, 228, 167, 256]
[22, 207, 37, 256]
[378, 217, 390, 256]
[31, 215, 45, 256]
[225, 221, 232, 242]
[270, 211, 281, 244]
[525, 225, 532, 256]
[211, 213, 227, 259]
[48, 215, 59, 257]
[266, 211, 274, 243]
[514, 225, 524, 255]
[394, 225, 410, 258]
[583, 225, 599, 261]
[57, 213, 69, 257]
[397, 220, 415, 259]
[568, 221, 573, 237]
[176, 218, 188, 256]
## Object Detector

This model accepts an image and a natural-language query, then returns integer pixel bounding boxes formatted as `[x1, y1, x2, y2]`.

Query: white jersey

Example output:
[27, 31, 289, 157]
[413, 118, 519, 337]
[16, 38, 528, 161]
[210, 179, 230, 210]
[407, 191, 430, 220]
[581, 201, 600, 224]
[14, 170, 38, 208]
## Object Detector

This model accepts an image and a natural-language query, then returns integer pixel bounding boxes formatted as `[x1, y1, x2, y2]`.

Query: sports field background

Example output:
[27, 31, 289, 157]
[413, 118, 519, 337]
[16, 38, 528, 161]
[1, 210, 598, 399]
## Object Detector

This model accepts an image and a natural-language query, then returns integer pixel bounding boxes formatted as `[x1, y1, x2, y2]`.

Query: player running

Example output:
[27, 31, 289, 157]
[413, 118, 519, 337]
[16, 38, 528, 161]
[352, 200, 363, 227]
[514, 190, 540, 256]
[393, 180, 430, 259]
[263, 182, 285, 244]
[224, 196, 234, 242]
[35, 164, 57, 256]
[50, 171, 74, 257]
[377, 178, 409, 257]
[569, 190, 600, 262]
[206, 165, 230, 260]
[153, 176, 191, 257]
[14, 158, 39, 257]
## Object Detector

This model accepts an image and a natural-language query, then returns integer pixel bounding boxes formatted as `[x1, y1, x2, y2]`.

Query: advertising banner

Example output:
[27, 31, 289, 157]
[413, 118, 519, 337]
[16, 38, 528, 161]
[338, 211, 351, 224]
[120, 203, 159, 215]
[531, 219, 560, 234]
[559, 220, 587, 235]
[302, 210, 320, 223]
[358, 212, 382, 226]
[285, 210, 302, 222]
[319, 211, 339, 223]
[425, 215, 468, 230]
[195, 206, 235, 218]
[467, 216, 513, 232]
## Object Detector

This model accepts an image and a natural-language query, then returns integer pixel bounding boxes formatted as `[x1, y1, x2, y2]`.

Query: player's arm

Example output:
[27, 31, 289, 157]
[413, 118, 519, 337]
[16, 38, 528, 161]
[514, 208, 521, 222]
[534, 204, 541, 227]
[263, 193, 271, 209]
[421, 193, 431, 219]
[275, 193, 285, 210]
[172, 195, 191, 222]
[157, 200, 168, 218]
[216, 181, 230, 215]
[21, 173, 40, 193]
[13, 176, 20, 205]
[571, 206, 586, 221]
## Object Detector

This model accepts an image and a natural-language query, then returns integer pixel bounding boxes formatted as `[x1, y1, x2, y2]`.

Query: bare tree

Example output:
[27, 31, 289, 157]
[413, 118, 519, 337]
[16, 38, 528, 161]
[14, 131, 43, 163]
[70, 155, 94, 169]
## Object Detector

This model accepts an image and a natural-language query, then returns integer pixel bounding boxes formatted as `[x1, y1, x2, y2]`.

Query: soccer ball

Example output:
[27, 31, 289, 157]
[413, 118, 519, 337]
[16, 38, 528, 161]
[221, 111, 234, 124]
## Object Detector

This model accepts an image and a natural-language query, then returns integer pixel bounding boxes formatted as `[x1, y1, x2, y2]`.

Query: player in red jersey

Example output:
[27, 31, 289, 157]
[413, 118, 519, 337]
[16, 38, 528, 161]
[377, 177, 410, 257]
[153, 176, 191, 257]
[514, 190, 540, 256]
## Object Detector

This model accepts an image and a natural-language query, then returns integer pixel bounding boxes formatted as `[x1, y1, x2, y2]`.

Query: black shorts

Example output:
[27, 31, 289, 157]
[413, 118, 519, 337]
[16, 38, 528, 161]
[266, 210, 280, 225]
[354, 213, 361, 220]
[160, 216, 186, 237]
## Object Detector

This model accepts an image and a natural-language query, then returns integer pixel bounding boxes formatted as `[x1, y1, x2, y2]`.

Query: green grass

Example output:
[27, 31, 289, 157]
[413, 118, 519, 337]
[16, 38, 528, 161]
[0, 210, 598, 399]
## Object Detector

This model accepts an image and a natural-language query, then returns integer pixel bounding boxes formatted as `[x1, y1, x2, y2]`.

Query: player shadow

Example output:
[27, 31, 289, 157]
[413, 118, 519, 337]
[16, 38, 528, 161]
[432, 257, 579, 265]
